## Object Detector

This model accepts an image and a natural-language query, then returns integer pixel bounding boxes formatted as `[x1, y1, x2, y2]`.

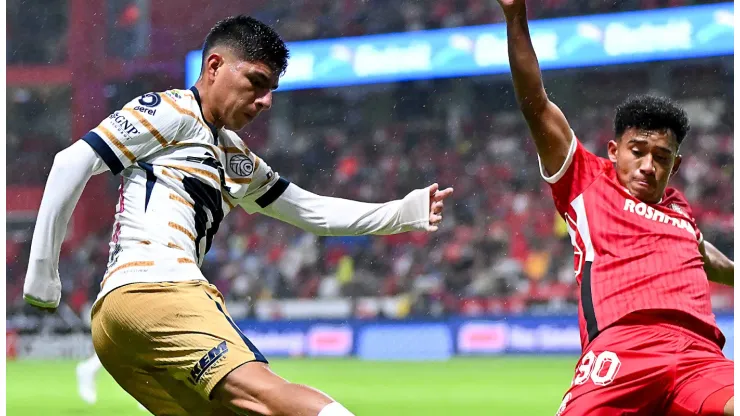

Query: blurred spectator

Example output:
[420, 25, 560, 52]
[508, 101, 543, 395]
[7, 0, 68, 64]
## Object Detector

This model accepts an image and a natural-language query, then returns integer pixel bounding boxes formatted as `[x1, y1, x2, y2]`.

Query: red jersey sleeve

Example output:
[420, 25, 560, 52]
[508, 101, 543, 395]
[661, 187, 703, 243]
[538, 133, 609, 214]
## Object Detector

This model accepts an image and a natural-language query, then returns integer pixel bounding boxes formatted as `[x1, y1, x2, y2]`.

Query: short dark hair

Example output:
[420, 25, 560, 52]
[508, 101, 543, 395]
[614, 95, 690, 146]
[202, 15, 289, 76]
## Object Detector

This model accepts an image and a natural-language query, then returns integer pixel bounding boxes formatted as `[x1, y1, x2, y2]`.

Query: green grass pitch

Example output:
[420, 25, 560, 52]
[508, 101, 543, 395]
[7, 357, 576, 415]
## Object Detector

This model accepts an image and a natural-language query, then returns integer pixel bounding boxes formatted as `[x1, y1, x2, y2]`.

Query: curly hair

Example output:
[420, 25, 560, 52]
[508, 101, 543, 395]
[614, 95, 690, 146]
[202, 15, 289, 76]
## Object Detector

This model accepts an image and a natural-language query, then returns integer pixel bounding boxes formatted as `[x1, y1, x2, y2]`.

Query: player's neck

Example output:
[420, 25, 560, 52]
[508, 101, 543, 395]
[192, 81, 223, 129]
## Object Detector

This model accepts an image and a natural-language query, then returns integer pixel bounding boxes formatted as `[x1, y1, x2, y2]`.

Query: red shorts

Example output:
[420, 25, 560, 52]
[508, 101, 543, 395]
[557, 320, 733, 416]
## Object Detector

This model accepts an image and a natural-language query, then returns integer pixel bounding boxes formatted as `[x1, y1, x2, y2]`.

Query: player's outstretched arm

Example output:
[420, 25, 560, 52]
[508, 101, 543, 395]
[241, 181, 453, 236]
[699, 240, 734, 286]
[23, 141, 108, 312]
[496, 0, 573, 175]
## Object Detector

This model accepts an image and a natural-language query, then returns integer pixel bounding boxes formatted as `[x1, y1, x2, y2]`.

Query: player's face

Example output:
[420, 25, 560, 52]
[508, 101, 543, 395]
[210, 56, 278, 130]
[608, 128, 682, 204]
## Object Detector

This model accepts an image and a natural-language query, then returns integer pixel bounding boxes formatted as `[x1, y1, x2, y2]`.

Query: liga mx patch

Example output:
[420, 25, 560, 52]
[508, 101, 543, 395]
[189, 341, 228, 384]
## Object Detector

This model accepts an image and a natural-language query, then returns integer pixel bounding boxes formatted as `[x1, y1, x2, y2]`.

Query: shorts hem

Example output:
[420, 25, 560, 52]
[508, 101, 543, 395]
[204, 356, 269, 400]
[700, 385, 734, 415]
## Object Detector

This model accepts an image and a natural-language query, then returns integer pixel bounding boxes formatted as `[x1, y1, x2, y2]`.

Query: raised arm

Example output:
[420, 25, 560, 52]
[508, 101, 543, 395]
[497, 0, 573, 175]
[699, 240, 734, 287]
[23, 140, 109, 310]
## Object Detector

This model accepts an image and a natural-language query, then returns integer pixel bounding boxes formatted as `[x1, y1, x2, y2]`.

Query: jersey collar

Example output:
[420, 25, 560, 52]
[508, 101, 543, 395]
[189, 86, 219, 144]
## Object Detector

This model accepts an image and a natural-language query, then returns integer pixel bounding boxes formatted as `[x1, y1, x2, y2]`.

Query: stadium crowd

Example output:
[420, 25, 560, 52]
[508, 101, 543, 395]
[6, 72, 733, 318]
[6, 0, 733, 319]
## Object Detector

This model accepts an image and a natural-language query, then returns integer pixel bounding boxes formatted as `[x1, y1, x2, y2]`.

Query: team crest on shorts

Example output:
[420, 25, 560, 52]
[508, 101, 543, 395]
[189, 341, 229, 384]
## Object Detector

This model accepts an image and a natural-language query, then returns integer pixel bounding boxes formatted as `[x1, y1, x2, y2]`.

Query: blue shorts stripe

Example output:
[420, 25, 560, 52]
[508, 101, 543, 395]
[205, 292, 267, 363]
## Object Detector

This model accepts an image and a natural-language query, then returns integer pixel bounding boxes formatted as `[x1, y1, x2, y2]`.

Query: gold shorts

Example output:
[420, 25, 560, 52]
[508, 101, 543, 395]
[91, 280, 267, 415]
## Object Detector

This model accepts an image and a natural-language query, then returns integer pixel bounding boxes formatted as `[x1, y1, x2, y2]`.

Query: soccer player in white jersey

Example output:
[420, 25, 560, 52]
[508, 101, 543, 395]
[24, 15, 453, 416]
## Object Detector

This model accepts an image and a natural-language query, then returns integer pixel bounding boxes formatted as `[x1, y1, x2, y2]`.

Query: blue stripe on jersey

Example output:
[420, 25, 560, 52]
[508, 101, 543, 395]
[138, 162, 157, 212]
[204, 291, 268, 364]
[255, 177, 290, 209]
[81, 132, 125, 175]
[189, 86, 219, 144]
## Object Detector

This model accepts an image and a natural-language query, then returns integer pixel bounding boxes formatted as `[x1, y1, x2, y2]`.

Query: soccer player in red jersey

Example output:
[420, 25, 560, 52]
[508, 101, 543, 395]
[495, 0, 734, 415]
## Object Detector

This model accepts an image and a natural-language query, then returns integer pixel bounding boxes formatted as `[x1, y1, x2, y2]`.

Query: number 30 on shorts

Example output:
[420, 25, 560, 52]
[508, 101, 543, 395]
[572, 351, 621, 386]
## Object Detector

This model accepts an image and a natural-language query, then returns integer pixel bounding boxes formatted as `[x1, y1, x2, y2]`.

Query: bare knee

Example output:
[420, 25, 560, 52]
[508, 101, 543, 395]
[213, 362, 332, 416]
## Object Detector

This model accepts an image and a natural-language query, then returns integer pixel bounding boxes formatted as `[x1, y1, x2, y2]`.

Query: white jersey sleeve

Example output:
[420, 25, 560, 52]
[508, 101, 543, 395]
[236, 155, 291, 214]
[24, 141, 104, 308]
[237, 156, 433, 236]
[82, 92, 182, 175]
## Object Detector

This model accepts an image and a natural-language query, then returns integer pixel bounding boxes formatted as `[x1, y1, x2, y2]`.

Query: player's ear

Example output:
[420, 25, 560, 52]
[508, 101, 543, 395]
[205, 53, 225, 80]
[670, 154, 682, 178]
[607, 140, 619, 163]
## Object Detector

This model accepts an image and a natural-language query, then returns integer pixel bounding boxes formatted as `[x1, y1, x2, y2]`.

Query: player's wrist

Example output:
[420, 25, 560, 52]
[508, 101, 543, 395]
[399, 187, 432, 232]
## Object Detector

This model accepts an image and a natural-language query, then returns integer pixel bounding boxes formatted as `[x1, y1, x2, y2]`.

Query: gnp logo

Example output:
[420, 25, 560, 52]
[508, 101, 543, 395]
[108, 112, 140, 137]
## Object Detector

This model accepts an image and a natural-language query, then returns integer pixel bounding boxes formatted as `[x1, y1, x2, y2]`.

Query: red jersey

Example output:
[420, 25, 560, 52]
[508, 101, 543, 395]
[541, 136, 723, 350]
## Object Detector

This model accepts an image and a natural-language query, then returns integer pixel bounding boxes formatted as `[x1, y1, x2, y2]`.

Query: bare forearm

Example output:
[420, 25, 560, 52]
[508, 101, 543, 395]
[504, 5, 548, 115]
[702, 241, 734, 286]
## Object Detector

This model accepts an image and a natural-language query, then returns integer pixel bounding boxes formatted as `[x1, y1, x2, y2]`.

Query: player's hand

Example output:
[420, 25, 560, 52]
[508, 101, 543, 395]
[428, 183, 454, 232]
[495, 0, 526, 14]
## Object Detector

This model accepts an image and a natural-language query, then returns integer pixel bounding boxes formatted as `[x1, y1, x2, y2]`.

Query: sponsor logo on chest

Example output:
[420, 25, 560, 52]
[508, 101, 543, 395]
[133, 105, 157, 116]
[623, 199, 695, 236]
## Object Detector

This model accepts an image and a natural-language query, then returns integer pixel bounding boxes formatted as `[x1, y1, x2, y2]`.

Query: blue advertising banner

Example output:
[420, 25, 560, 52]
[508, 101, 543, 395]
[234, 314, 734, 360]
[185, 3, 733, 90]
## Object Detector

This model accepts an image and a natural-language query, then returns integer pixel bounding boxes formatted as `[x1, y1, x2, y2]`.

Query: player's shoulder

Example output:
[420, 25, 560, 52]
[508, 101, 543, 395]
[115, 89, 185, 125]
[661, 187, 694, 217]
[220, 129, 259, 177]
[219, 130, 277, 200]
[572, 135, 611, 167]
[662, 187, 689, 204]
[119, 88, 204, 123]
[220, 129, 250, 153]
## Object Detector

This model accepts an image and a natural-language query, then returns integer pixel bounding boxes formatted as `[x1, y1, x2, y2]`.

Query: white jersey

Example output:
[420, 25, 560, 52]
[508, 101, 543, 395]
[83, 87, 289, 300]
[24, 86, 433, 309]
